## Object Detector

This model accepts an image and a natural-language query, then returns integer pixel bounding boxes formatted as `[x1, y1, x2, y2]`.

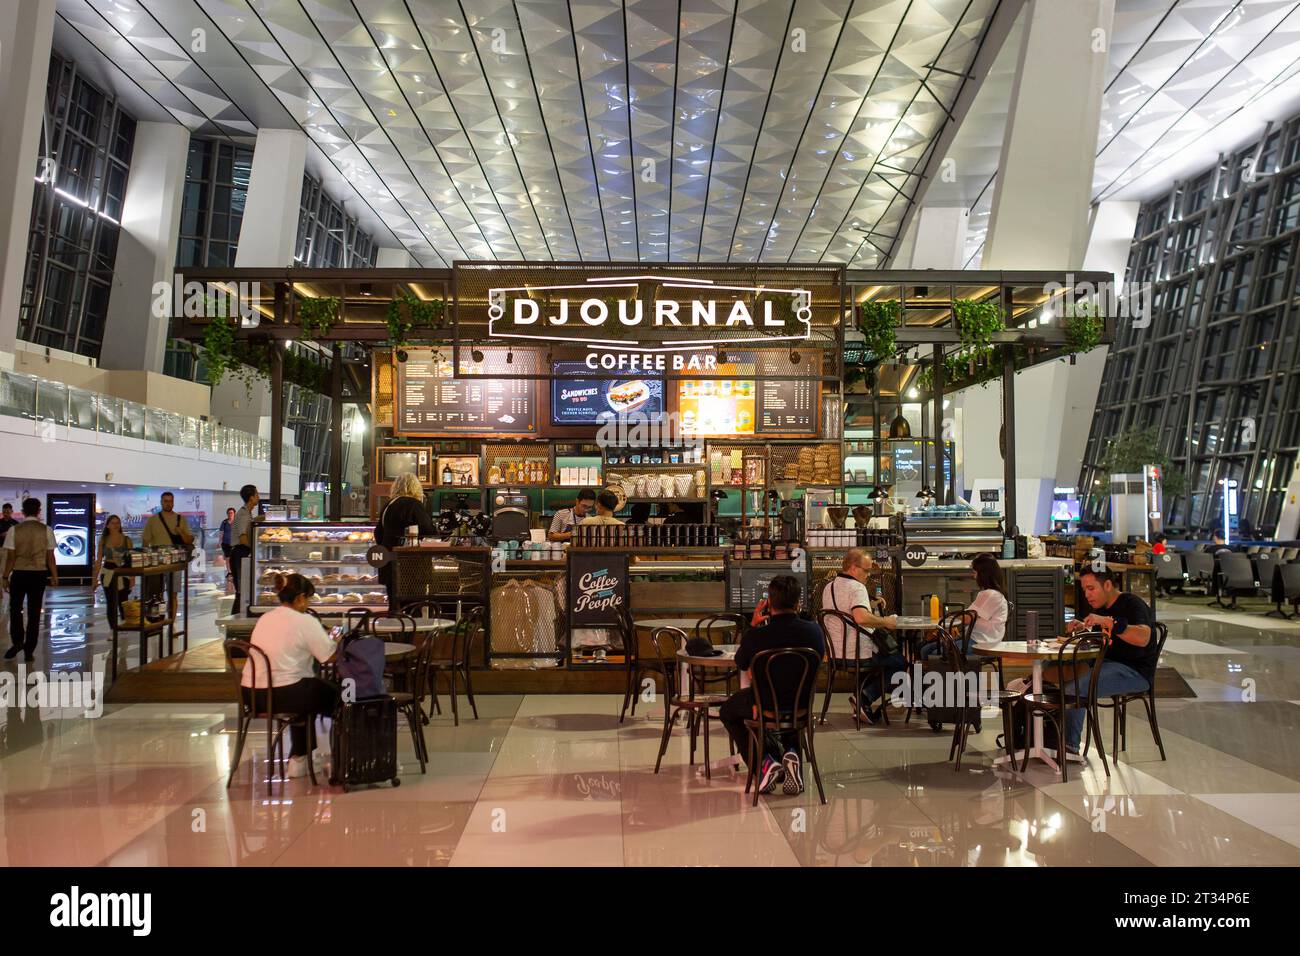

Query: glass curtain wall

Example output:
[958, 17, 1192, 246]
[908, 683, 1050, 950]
[1079, 113, 1300, 537]
[18, 52, 136, 359]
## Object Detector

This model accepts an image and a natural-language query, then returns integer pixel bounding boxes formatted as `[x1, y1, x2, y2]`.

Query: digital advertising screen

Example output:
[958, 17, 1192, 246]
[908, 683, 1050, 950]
[46, 493, 96, 573]
[551, 362, 664, 425]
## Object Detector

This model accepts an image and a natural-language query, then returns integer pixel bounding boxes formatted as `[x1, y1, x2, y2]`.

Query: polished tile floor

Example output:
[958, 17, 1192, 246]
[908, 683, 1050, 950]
[1, 588, 1298, 866]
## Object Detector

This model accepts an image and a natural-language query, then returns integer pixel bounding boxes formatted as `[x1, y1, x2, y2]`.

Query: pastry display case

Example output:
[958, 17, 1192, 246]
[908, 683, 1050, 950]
[251, 522, 387, 614]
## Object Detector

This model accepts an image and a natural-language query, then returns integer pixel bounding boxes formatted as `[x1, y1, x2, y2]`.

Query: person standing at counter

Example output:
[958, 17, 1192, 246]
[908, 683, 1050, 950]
[548, 489, 595, 541]
[1, 498, 58, 661]
[580, 491, 625, 526]
[142, 492, 194, 616]
[230, 487, 258, 616]
[376, 473, 436, 612]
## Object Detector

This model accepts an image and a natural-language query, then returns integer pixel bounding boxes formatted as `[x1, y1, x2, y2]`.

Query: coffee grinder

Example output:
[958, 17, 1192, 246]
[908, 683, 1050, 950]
[771, 479, 802, 541]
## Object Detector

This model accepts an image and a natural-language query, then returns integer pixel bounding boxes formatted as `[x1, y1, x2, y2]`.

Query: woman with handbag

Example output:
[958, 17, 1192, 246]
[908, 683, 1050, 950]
[91, 514, 133, 630]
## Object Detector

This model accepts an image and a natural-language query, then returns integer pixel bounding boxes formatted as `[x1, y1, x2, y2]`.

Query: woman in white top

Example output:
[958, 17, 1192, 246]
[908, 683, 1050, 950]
[241, 573, 340, 777]
[920, 553, 1009, 657]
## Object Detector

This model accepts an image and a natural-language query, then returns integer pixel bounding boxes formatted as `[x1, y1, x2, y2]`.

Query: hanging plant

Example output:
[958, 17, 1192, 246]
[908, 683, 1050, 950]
[296, 295, 341, 340]
[283, 349, 329, 393]
[386, 290, 446, 347]
[1064, 301, 1104, 354]
[857, 299, 901, 362]
[952, 298, 1004, 352]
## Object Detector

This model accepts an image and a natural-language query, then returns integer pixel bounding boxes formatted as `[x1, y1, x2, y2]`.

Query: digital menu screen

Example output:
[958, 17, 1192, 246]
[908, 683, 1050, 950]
[551, 361, 664, 425]
[677, 375, 756, 435]
[398, 347, 536, 434]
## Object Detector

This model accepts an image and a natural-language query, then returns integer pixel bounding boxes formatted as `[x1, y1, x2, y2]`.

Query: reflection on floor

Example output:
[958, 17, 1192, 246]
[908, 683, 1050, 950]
[1, 589, 1298, 865]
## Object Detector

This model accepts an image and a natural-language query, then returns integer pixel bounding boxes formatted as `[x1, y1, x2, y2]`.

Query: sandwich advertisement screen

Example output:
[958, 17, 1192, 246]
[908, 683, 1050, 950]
[551, 362, 664, 425]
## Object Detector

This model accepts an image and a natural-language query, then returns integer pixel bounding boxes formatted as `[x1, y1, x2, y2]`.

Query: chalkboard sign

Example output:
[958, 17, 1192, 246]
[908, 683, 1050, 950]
[568, 551, 630, 627]
[398, 347, 536, 435]
[757, 378, 817, 434]
[980, 489, 1001, 502]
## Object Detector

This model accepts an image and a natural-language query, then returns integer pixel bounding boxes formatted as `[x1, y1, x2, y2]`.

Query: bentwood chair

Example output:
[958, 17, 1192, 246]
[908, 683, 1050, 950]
[1018, 631, 1110, 783]
[818, 609, 894, 729]
[650, 627, 731, 778]
[404, 601, 482, 724]
[224, 640, 318, 794]
[928, 627, 1022, 772]
[1092, 622, 1169, 762]
[743, 647, 825, 805]
[620, 608, 656, 723]
[694, 612, 747, 694]
[389, 632, 436, 773]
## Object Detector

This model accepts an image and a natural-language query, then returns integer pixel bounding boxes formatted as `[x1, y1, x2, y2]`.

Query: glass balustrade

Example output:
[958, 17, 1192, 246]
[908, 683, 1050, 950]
[0, 367, 294, 467]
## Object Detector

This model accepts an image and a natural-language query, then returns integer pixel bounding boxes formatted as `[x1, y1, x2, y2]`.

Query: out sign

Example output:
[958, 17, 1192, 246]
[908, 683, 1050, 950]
[903, 545, 928, 567]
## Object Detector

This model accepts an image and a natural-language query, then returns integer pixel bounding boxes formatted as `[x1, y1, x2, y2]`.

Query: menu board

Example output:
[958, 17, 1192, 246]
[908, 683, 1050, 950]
[398, 347, 535, 434]
[726, 560, 810, 613]
[551, 361, 664, 425]
[757, 379, 816, 433]
[677, 376, 756, 435]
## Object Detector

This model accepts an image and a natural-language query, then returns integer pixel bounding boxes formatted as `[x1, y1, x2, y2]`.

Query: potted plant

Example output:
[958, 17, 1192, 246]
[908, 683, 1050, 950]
[857, 299, 901, 362]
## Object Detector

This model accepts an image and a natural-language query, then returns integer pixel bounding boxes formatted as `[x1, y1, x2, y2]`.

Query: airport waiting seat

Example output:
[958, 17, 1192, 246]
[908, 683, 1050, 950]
[1183, 552, 1216, 593]
[1270, 563, 1300, 619]
[1252, 551, 1279, 597]
[1283, 548, 1300, 563]
[1209, 552, 1259, 610]
[1153, 553, 1187, 595]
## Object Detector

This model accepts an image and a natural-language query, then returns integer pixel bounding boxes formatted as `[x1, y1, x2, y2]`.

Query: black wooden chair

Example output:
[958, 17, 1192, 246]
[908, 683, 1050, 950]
[224, 640, 318, 794]
[1018, 631, 1110, 783]
[649, 626, 732, 778]
[818, 608, 895, 728]
[1092, 622, 1170, 762]
[694, 612, 746, 695]
[406, 601, 482, 725]
[389, 631, 437, 773]
[742, 647, 825, 805]
[927, 626, 1023, 772]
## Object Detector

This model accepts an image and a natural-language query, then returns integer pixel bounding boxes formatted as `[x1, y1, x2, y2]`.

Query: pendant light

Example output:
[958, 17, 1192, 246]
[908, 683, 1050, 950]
[888, 405, 911, 439]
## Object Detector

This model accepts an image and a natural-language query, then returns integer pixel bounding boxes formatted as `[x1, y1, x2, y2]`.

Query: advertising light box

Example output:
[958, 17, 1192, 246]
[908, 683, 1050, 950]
[551, 361, 664, 425]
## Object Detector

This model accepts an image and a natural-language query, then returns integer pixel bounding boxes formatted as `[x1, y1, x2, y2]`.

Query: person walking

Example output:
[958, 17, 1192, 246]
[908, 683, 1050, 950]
[90, 514, 134, 631]
[1, 498, 59, 661]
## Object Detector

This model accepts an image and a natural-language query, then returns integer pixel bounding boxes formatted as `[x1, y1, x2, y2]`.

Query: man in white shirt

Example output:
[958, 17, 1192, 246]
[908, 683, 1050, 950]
[241, 574, 340, 777]
[1, 498, 59, 661]
[820, 548, 903, 724]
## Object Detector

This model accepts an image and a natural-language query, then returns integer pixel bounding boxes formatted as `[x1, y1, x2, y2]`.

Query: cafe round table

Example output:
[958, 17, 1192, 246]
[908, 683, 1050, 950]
[972, 640, 1101, 773]
[370, 617, 456, 636]
[638, 617, 739, 636]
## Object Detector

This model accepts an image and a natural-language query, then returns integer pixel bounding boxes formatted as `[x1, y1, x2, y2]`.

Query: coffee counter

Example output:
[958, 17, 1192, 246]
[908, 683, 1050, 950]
[897, 557, 1071, 638]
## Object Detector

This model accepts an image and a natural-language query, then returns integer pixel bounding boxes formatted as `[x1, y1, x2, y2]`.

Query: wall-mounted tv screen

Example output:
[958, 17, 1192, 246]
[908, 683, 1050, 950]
[551, 361, 664, 425]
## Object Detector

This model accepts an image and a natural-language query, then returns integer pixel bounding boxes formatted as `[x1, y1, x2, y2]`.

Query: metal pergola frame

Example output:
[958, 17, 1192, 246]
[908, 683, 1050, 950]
[169, 265, 1115, 530]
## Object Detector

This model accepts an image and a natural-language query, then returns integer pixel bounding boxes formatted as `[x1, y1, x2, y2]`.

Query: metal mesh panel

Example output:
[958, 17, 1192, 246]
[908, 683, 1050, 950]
[373, 349, 396, 429]
[393, 551, 488, 604]
[770, 443, 842, 484]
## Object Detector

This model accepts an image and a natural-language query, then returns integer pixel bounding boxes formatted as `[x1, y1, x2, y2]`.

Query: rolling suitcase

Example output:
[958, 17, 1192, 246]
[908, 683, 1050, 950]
[330, 696, 401, 792]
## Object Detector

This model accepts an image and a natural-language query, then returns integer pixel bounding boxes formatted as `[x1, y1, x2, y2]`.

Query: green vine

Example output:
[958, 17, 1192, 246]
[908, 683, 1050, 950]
[857, 299, 901, 362]
[953, 298, 1004, 352]
[1064, 301, 1104, 354]
[386, 290, 446, 347]
[296, 295, 340, 340]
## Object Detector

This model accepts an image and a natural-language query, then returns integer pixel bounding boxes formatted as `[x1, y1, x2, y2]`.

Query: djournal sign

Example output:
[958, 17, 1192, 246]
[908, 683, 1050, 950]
[486, 278, 811, 351]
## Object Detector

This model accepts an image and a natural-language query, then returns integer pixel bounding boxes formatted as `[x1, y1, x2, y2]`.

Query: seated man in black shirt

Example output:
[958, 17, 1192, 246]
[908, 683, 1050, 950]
[1058, 568, 1157, 752]
[718, 575, 824, 796]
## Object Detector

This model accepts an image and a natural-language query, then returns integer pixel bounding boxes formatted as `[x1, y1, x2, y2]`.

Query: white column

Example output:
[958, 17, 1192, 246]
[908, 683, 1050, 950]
[981, 0, 1114, 269]
[375, 247, 416, 268]
[967, 0, 1115, 532]
[0, 0, 56, 355]
[909, 207, 969, 270]
[234, 129, 307, 267]
[99, 122, 190, 372]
